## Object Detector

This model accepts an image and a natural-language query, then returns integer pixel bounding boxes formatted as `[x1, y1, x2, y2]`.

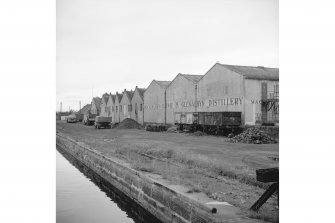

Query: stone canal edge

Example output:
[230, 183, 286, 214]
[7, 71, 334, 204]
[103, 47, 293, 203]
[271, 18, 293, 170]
[56, 133, 264, 223]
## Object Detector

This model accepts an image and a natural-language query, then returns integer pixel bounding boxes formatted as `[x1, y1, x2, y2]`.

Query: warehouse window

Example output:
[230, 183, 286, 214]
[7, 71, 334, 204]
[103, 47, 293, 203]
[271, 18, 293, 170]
[128, 104, 132, 112]
[140, 104, 143, 111]
[120, 105, 122, 112]
[116, 106, 118, 112]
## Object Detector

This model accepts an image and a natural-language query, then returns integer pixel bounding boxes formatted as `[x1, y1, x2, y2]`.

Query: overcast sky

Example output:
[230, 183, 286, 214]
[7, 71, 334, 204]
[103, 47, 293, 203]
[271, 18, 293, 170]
[56, 0, 278, 112]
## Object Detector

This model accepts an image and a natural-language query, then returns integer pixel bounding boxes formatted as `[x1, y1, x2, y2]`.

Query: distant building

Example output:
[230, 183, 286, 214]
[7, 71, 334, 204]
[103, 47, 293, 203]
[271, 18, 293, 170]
[131, 86, 146, 125]
[90, 97, 101, 115]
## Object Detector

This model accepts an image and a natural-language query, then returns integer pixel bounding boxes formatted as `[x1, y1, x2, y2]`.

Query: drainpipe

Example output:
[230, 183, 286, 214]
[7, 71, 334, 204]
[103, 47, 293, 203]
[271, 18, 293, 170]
[195, 84, 198, 127]
[142, 98, 145, 125]
[164, 90, 167, 125]
[195, 84, 198, 113]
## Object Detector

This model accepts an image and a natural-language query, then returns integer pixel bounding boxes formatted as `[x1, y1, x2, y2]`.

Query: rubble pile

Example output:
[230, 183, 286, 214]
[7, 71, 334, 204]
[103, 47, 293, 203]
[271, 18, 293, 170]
[116, 118, 142, 129]
[226, 128, 277, 144]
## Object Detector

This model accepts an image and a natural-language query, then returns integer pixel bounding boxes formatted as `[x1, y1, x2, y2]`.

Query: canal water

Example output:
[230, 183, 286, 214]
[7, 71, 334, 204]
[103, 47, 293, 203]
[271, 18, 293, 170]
[56, 148, 161, 223]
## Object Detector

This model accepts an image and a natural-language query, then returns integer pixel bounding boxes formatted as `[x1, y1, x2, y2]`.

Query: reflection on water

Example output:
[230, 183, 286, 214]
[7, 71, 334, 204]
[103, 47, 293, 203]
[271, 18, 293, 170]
[56, 147, 161, 223]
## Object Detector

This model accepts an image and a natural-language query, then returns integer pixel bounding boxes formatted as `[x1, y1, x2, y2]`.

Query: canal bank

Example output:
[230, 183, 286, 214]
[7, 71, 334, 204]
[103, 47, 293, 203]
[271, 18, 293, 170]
[57, 132, 264, 223]
[57, 148, 161, 223]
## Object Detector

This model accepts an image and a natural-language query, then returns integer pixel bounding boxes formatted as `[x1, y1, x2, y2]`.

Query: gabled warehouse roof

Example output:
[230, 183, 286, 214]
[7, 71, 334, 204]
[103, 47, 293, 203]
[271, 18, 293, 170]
[135, 87, 146, 100]
[155, 80, 171, 89]
[218, 63, 279, 81]
[168, 73, 202, 87]
[180, 74, 203, 83]
[109, 93, 116, 104]
[92, 97, 101, 108]
[116, 92, 123, 102]
[124, 90, 134, 101]
[78, 104, 91, 115]
[101, 93, 109, 104]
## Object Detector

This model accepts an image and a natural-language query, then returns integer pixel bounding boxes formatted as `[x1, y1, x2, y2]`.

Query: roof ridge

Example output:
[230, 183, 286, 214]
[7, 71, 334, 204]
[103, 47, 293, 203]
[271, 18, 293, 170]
[218, 63, 278, 70]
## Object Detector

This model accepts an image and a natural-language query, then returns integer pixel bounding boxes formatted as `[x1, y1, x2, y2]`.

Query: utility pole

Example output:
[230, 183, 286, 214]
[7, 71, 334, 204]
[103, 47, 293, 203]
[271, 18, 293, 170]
[60, 102, 62, 113]
[79, 101, 81, 112]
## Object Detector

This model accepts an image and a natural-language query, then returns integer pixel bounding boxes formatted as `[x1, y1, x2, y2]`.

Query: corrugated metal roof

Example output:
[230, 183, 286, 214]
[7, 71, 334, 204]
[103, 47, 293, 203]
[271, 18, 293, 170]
[180, 74, 203, 83]
[218, 63, 279, 81]
[136, 88, 146, 99]
[155, 80, 171, 89]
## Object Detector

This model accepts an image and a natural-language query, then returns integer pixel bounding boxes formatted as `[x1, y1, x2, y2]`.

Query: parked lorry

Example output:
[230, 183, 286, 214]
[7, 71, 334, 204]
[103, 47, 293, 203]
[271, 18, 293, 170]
[66, 114, 78, 123]
[83, 113, 97, 125]
[94, 116, 112, 129]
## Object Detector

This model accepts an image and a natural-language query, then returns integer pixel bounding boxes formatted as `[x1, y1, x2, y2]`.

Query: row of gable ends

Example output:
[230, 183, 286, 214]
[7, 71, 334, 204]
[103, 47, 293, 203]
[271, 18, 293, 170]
[97, 86, 147, 106]
[94, 62, 279, 105]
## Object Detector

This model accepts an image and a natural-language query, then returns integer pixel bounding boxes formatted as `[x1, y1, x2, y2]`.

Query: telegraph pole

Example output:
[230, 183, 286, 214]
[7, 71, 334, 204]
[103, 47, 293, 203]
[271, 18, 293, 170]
[60, 102, 62, 113]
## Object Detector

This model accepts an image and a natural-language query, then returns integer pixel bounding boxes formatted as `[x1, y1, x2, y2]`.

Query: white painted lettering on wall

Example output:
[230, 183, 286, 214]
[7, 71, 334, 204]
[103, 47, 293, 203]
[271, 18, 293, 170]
[207, 98, 242, 107]
[145, 98, 248, 110]
[251, 100, 262, 104]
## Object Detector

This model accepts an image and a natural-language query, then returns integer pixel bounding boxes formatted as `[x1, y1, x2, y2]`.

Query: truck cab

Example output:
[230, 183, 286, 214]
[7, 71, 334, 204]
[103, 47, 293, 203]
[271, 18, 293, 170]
[83, 113, 97, 125]
[94, 116, 112, 129]
[66, 114, 78, 123]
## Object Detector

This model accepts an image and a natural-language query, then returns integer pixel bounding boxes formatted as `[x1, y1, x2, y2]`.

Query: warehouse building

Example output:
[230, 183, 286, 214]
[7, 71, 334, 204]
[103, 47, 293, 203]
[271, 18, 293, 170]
[78, 104, 91, 115]
[196, 63, 279, 126]
[114, 92, 123, 123]
[107, 93, 116, 120]
[87, 62, 278, 127]
[119, 89, 134, 121]
[166, 74, 202, 124]
[131, 86, 146, 125]
[144, 80, 171, 124]
[99, 93, 110, 117]
[90, 97, 101, 115]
